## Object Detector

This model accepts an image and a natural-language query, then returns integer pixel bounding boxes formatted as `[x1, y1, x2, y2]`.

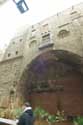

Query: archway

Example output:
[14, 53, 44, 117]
[19, 50, 83, 116]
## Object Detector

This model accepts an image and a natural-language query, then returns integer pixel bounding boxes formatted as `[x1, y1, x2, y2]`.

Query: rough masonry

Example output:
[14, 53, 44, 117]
[0, 2, 83, 115]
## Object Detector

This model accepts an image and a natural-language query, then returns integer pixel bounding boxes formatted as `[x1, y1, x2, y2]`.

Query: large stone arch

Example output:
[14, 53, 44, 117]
[18, 50, 83, 116]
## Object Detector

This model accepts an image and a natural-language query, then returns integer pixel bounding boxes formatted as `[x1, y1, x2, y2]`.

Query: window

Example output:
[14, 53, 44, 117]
[70, 11, 81, 20]
[16, 51, 18, 55]
[32, 29, 36, 32]
[31, 30, 36, 36]
[29, 40, 37, 48]
[13, 42, 15, 44]
[57, 30, 70, 38]
[8, 53, 11, 57]
[70, 11, 77, 15]
[42, 33, 50, 42]
[13, 0, 29, 13]
[39, 33, 53, 49]
[31, 25, 36, 32]
[20, 39, 22, 42]
[41, 23, 49, 33]
[58, 23, 70, 28]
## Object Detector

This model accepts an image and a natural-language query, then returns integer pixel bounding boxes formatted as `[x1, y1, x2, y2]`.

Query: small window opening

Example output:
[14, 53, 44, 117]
[20, 39, 22, 42]
[8, 53, 11, 57]
[13, 42, 15, 44]
[16, 51, 18, 55]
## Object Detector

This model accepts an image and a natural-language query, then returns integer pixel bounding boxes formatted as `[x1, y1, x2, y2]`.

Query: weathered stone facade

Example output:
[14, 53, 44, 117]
[0, 2, 83, 115]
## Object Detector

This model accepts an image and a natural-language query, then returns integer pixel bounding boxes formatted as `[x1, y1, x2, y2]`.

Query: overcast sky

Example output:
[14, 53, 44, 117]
[0, 0, 83, 50]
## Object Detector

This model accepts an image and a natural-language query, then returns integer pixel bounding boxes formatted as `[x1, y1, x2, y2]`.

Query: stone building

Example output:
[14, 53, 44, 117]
[0, 2, 83, 116]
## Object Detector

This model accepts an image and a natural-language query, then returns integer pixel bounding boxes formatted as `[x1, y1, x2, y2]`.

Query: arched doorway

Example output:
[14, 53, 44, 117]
[19, 50, 83, 116]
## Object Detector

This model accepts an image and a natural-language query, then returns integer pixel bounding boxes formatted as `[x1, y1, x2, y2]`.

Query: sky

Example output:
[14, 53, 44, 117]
[0, 0, 83, 50]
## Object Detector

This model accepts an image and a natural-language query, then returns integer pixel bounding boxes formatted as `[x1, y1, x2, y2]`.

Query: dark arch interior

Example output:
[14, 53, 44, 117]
[19, 50, 83, 115]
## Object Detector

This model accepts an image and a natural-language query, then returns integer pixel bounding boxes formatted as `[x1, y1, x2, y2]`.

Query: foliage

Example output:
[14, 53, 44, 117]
[0, 96, 24, 119]
[55, 111, 65, 122]
[0, 107, 22, 119]
[34, 107, 67, 123]
[34, 107, 49, 120]
[74, 116, 83, 125]
[47, 115, 56, 123]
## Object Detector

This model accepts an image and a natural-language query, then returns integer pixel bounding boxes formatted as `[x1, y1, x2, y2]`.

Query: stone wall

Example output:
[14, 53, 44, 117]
[22, 2, 83, 71]
[0, 56, 23, 97]
[3, 33, 26, 60]
[1, 2, 83, 98]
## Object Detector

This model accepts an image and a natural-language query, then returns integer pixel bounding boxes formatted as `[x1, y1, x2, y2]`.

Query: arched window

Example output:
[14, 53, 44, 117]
[29, 40, 37, 48]
[57, 30, 70, 38]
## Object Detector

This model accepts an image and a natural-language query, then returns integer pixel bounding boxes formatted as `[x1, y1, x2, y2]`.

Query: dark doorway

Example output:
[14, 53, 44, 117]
[19, 50, 83, 115]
